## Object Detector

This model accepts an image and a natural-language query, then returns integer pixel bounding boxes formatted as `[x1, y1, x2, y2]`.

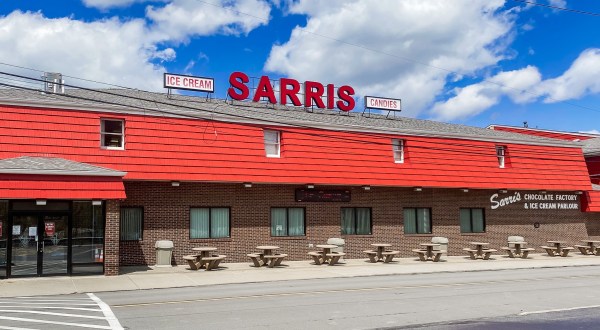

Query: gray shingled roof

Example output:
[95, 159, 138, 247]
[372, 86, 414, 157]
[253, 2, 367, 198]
[0, 87, 582, 148]
[583, 138, 600, 156]
[0, 156, 126, 176]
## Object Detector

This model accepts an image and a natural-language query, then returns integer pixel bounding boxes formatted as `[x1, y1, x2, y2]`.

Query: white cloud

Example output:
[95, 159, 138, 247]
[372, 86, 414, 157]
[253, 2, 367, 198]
[146, 0, 272, 43]
[0, 11, 167, 90]
[548, 0, 567, 8]
[538, 48, 600, 102]
[580, 129, 600, 135]
[265, 0, 514, 117]
[431, 48, 600, 120]
[0, 1, 272, 90]
[430, 66, 542, 120]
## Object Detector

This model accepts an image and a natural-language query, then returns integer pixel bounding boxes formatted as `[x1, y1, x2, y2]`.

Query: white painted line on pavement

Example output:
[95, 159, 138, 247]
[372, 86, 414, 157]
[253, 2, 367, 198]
[87, 293, 124, 330]
[10, 299, 92, 302]
[0, 306, 102, 312]
[0, 316, 111, 329]
[519, 304, 600, 316]
[0, 309, 106, 320]
[0, 326, 38, 330]
[0, 302, 97, 306]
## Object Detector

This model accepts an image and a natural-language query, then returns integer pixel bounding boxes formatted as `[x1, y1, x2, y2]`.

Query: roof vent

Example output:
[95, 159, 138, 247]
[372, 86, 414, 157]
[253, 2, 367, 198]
[42, 72, 64, 94]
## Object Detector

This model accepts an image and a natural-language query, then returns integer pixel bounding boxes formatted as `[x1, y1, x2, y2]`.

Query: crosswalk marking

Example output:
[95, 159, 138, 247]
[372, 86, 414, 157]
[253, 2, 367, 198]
[0, 294, 123, 330]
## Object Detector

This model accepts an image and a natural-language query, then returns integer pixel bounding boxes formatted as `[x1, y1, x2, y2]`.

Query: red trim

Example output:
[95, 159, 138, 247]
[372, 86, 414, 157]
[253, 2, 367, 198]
[0, 174, 126, 199]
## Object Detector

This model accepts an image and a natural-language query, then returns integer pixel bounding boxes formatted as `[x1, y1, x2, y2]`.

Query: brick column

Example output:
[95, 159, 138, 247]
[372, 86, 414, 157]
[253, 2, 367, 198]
[104, 199, 120, 276]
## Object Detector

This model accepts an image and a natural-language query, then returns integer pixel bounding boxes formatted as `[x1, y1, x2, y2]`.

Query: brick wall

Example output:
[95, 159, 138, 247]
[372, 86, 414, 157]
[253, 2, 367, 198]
[119, 181, 600, 266]
[104, 199, 120, 276]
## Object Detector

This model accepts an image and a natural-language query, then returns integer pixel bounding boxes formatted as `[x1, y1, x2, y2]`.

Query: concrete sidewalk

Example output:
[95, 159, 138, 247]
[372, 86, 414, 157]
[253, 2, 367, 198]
[1, 253, 599, 297]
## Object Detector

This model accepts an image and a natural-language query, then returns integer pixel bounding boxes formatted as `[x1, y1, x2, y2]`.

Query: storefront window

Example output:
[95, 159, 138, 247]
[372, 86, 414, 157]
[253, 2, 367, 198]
[271, 208, 305, 237]
[404, 208, 432, 234]
[72, 202, 104, 275]
[0, 201, 7, 278]
[460, 208, 485, 233]
[190, 207, 230, 239]
[341, 207, 372, 235]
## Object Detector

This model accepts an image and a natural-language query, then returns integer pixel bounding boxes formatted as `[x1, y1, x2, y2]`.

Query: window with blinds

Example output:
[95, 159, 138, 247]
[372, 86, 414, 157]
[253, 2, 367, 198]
[120, 207, 143, 241]
[403, 208, 432, 234]
[190, 207, 230, 239]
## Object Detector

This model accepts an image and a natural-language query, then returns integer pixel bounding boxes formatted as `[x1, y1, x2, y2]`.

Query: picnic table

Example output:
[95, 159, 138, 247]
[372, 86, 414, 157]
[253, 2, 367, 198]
[248, 245, 286, 268]
[501, 241, 534, 258]
[412, 243, 442, 262]
[364, 243, 399, 263]
[308, 244, 345, 265]
[574, 240, 600, 255]
[541, 241, 573, 257]
[184, 246, 225, 270]
[463, 242, 497, 260]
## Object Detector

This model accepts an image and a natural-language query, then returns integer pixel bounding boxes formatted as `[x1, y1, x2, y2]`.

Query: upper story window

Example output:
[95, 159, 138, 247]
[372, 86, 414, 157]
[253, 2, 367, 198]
[392, 139, 404, 163]
[101, 119, 124, 149]
[496, 146, 506, 168]
[264, 129, 280, 158]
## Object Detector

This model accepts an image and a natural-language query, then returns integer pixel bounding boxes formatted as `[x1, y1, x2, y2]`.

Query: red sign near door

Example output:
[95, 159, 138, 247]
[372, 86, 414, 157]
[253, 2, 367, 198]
[45, 222, 55, 236]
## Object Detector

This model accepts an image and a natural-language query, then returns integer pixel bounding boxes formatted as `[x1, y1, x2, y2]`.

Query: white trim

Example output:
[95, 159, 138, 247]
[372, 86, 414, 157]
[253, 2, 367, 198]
[100, 119, 125, 150]
[264, 129, 281, 158]
[392, 138, 404, 163]
[488, 124, 600, 139]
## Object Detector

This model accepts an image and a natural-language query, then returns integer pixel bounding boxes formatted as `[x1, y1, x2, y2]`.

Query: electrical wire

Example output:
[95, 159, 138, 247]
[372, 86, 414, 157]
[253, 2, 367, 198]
[509, 0, 600, 17]
[0, 74, 592, 166]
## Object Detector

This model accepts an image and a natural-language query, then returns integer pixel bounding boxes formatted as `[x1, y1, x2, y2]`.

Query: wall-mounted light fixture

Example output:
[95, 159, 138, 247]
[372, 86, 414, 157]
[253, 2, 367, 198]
[414, 187, 423, 192]
[243, 182, 252, 188]
[306, 184, 315, 189]
[171, 181, 180, 187]
[499, 189, 508, 193]
[461, 188, 469, 193]
[36, 199, 47, 206]
[540, 190, 547, 194]
[575, 191, 583, 195]
[362, 185, 371, 191]
[92, 200, 103, 206]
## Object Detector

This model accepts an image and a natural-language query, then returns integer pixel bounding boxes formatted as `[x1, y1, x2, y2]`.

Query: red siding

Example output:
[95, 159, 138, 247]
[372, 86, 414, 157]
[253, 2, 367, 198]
[0, 105, 592, 191]
[0, 174, 126, 199]
[491, 126, 596, 141]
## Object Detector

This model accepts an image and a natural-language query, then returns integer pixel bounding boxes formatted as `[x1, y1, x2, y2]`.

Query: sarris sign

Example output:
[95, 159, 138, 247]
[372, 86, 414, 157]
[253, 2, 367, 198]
[227, 71, 356, 111]
[490, 192, 579, 210]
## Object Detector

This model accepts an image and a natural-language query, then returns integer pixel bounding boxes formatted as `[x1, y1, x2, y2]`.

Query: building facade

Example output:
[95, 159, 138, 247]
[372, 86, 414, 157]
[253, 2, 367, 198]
[0, 88, 599, 278]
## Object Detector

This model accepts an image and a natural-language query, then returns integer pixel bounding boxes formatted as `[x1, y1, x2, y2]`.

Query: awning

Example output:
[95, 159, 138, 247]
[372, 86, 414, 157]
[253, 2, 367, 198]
[0, 157, 126, 199]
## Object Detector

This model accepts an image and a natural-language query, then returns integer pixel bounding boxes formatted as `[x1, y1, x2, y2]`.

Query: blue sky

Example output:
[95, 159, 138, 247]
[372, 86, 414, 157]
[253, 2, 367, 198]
[0, 0, 599, 133]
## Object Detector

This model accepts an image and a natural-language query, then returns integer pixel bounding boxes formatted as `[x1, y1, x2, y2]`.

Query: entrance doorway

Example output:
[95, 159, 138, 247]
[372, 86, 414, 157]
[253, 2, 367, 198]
[9, 214, 69, 277]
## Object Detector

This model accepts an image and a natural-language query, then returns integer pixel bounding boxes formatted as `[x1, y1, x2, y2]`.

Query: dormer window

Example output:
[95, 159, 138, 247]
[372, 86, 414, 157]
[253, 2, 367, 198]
[496, 146, 505, 168]
[264, 129, 280, 158]
[392, 139, 404, 163]
[101, 119, 124, 149]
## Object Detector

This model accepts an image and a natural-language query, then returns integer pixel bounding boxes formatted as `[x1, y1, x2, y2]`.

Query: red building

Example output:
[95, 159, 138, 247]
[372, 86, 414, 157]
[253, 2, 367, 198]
[1, 86, 599, 278]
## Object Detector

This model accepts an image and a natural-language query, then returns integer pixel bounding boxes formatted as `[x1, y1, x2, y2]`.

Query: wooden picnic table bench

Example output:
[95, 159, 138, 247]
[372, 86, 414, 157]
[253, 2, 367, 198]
[541, 245, 573, 257]
[325, 252, 346, 265]
[463, 248, 497, 260]
[201, 255, 226, 270]
[263, 254, 288, 268]
[501, 247, 535, 258]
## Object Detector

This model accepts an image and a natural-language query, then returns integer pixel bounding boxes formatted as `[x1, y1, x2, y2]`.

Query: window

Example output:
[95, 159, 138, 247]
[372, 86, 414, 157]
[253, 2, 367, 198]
[264, 129, 280, 157]
[101, 119, 124, 149]
[190, 208, 230, 239]
[271, 208, 305, 237]
[404, 208, 431, 234]
[392, 139, 404, 163]
[460, 208, 485, 233]
[120, 207, 143, 241]
[496, 146, 505, 168]
[341, 207, 371, 235]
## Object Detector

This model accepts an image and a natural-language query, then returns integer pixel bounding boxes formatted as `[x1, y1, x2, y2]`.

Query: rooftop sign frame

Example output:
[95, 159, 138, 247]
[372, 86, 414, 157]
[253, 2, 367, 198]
[164, 73, 214, 93]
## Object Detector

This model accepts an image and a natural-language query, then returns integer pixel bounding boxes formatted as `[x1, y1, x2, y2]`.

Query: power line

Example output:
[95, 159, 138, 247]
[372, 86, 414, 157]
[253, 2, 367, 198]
[0, 73, 591, 166]
[509, 0, 600, 17]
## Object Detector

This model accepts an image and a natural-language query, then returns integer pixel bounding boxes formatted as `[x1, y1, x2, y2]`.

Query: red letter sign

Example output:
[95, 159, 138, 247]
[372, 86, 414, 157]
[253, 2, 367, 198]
[228, 71, 250, 100]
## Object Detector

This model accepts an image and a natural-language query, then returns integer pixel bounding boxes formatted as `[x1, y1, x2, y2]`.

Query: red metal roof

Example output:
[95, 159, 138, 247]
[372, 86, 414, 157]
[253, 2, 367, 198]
[489, 125, 597, 141]
[0, 174, 126, 199]
[0, 105, 592, 191]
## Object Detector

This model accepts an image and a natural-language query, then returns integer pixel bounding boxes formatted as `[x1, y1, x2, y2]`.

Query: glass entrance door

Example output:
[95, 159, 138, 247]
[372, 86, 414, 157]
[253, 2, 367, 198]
[10, 214, 68, 276]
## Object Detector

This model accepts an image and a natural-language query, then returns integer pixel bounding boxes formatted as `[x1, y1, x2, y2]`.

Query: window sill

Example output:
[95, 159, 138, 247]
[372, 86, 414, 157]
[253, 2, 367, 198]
[460, 232, 487, 236]
[101, 146, 125, 151]
[271, 236, 307, 240]
[404, 234, 434, 237]
[341, 234, 373, 238]
[189, 238, 232, 242]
